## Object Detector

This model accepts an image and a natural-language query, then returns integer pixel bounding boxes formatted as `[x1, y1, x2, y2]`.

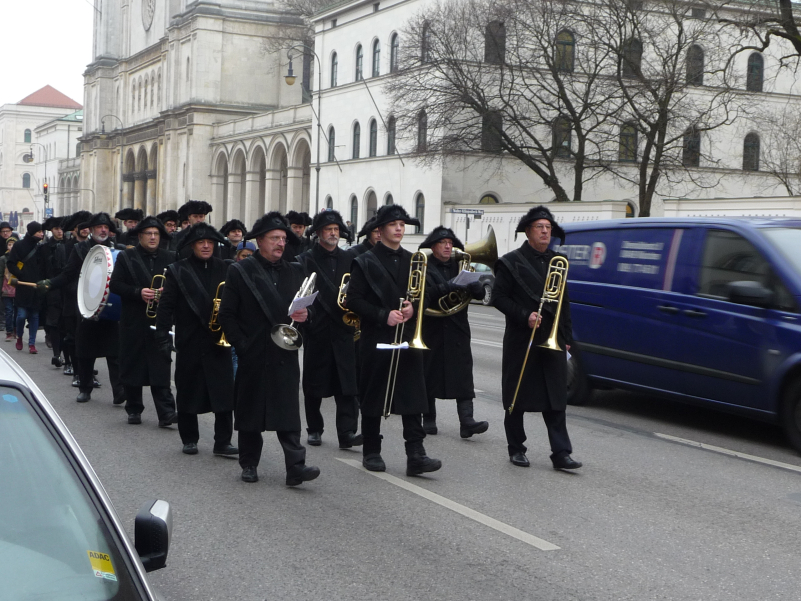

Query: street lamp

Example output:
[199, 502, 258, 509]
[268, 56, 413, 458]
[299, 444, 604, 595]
[100, 114, 125, 212]
[284, 44, 322, 215]
[27, 142, 49, 217]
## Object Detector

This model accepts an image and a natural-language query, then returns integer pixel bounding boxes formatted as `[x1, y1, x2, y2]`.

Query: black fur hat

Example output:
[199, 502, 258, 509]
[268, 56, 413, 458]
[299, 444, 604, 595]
[220, 219, 248, 237]
[115, 208, 144, 222]
[246, 211, 299, 243]
[357, 216, 378, 239]
[515, 205, 566, 243]
[419, 226, 464, 250]
[86, 212, 119, 234]
[285, 210, 312, 226]
[42, 216, 64, 231]
[156, 210, 180, 225]
[63, 210, 92, 232]
[179, 199, 213, 217]
[130, 215, 168, 238]
[310, 210, 351, 242]
[372, 204, 421, 229]
[177, 222, 226, 250]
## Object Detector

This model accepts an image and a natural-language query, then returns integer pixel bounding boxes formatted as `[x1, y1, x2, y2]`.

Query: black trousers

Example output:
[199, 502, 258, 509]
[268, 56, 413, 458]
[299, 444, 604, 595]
[78, 355, 124, 399]
[62, 315, 77, 366]
[361, 413, 426, 456]
[44, 324, 62, 359]
[304, 394, 359, 439]
[503, 409, 572, 459]
[238, 430, 306, 471]
[177, 410, 233, 447]
[124, 385, 176, 420]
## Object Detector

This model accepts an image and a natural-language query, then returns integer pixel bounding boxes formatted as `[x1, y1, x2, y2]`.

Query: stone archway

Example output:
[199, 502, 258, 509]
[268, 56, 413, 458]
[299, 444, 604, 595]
[229, 148, 247, 221]
[123, 150, 136, 209]
[134, 146, 148, 211]
[249, 145, 267, 225]
[147, 143, 158, 214]
[267, 143, 288, 213]
[289, 139, 311, 214]
[212, 151, 229, 220]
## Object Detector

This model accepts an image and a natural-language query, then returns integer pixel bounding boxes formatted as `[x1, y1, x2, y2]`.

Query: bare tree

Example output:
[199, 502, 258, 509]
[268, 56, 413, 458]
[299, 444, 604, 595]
[712, 0, 801, 62]
[751, 109, 801, 194]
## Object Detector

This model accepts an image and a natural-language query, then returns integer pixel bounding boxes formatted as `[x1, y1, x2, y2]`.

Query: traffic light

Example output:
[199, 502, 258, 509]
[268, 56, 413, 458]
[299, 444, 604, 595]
[42, 183, 49, 203]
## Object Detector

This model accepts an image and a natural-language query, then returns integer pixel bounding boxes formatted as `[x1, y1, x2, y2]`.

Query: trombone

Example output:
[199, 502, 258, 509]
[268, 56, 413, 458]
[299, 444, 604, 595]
[145, 269, 167, 319]
[507, 256, 569, 415]
[382, 251, 429, 418]
[209, 281, 231, 347]
[337, 273, 361, 342]
[271, 273, 316, 351]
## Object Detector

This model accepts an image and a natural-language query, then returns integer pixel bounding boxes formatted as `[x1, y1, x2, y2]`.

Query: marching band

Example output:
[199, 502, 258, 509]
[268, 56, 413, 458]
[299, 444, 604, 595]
[11, 200, 581, 487]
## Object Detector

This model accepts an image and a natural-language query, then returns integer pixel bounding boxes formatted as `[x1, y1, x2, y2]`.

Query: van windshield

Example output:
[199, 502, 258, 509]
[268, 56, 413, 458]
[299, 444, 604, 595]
[761, 228, 801, 278]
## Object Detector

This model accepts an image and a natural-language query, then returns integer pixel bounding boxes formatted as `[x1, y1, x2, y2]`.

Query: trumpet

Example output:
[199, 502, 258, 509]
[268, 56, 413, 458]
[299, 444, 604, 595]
[146, 269, 167, 319]
[382, 251, 429, 418]
[337, 273, 361, 342]
[209, 281, 231, 347]
[507, 255, 569, 415]
[271, 272, 316, 351]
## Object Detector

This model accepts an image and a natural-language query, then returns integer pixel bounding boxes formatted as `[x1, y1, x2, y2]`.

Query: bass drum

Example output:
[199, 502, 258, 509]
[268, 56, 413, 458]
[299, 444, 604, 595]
[78, 245, 121, 321]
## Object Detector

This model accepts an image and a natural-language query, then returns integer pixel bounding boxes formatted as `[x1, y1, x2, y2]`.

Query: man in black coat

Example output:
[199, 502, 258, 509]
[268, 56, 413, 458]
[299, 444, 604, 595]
[350, 216, 380, 257]
[40, 216, 68, 367]
[156, 210, 179, 250]
[419, 226, 489, 439]
[296, 210, 362, 449]
[282, 210, 312, 262]
[170, 200, 213, 257]
[220, 219, 247, 261]
[59, 211, 92, 379]
[110, 216, 178, 427]
[492, 206, 581, 470]
[347, 204, 441, 476]
[8, 221, 45, 353]
[218, 212, 320, 486]
[40, 212, 126, 404]
[115, 208, 144, 247]
[154, 223, 238, 457]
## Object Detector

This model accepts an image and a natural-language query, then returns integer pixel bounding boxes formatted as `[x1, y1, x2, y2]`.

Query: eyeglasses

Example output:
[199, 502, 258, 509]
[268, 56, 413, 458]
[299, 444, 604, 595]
[265, 236, 287, 243]
[141, 232, 160, 237]
[532, 224, 552, 231]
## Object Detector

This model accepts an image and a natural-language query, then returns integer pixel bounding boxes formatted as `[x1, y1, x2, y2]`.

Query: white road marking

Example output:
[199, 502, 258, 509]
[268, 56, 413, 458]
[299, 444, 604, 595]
[337, 458, 560, 551]
[473, 339, 503, 348]
[654, 433, 801, 474]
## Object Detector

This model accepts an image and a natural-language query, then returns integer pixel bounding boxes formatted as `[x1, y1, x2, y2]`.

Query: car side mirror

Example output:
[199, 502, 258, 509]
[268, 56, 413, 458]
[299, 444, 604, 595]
[135, 499, 172, 572]
[727, 280, 773, 308]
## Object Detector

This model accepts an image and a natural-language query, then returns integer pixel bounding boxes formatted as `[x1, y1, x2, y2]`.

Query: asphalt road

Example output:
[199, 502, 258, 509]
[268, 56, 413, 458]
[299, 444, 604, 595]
[13, 305, 801, 600]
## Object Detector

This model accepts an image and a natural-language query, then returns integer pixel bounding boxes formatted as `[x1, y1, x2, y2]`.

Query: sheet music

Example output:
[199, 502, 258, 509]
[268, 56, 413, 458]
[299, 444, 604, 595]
[450, 270, 482, 286]
[288, 291, 318, 315]
[376, 342, 409, 350]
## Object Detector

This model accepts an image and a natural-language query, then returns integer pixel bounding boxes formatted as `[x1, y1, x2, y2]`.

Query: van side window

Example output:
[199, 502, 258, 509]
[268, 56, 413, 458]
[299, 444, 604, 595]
[698, 230, 796, 311]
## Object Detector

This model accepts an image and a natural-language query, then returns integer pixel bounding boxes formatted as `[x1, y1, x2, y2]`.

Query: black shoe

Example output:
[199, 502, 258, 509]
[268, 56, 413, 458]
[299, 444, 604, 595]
[407, 454, 442, 476]
[213, 443, 239, 457]
[241, 466, 258, 483]
[362, 453, 386, 472]
[510, 452, 530, 467]
[51, 356, 63, 368]
[552, 454, 582, 470]
[63, 364, 73, 375]
[339, 431, 364, 449]
[286, 465, 320, 486]
[127, 414, 142, 425]
[307, 432, 322, 446]
[76, 392, 91, 403]
[182, 442, 198, 455]
[460, 420, 489, 439]
[158, 413, 177, 428]
[423, 421, 438, 435]
[71, 376, 80, 387]
[92, 378, 101, 388]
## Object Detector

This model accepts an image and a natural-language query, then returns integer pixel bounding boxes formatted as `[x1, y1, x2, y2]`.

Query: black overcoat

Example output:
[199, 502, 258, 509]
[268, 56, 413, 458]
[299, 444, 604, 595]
[110, 245, 176, 387]
[7, 237, 45, 309]
[60, 237, 81, 318]
[421, 256, 479, 400]
[40, 237, 67, 327]
[217, 254, 307, 432]
[347, 242, 428, 417]
[155, 255, 233, 414]
[296, 243, 358, 398]
[492, 243, 573, 413]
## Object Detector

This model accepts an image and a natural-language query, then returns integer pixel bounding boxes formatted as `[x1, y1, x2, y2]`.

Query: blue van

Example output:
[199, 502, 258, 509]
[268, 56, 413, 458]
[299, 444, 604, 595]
[554, 218, 801, 451]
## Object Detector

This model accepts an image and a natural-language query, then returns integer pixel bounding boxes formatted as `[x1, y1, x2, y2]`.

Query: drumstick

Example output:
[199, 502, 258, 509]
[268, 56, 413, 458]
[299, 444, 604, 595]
[8, 277, 38, 288]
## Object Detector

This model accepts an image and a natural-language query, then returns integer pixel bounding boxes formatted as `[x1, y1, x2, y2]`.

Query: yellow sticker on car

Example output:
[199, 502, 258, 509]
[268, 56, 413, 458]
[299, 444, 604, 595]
[87, 550, 118, 581]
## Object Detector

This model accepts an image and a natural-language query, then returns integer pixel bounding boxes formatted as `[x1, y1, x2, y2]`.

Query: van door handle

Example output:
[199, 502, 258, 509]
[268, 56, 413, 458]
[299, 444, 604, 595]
[658, 305, 680, 314]
[683, 308, 707, 318]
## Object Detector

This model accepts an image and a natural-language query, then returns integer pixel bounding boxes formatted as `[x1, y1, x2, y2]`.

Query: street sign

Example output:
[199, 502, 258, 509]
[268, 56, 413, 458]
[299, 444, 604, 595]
[45, 208, 54, 218]
[450, 208, 485, 215]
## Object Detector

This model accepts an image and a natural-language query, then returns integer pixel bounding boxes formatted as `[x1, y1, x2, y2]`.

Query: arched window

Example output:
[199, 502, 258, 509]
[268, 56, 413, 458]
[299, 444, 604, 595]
[369, 119, 378, 157]
[619, 122, 638, 162]
[132, 83, 136, 113]
[138, 76, 143, 111]
[385, 193, 394, 205]
[482, 111, 503, 153]
[372, 40, 381, 77]
[552, 116, 571, 158]
[479, 194, 499, 204]
[415, 192, 425, 232]
[387, 116, 397, 154]
[23, 129, 31, 143]
[350, 195, 358, 232]
[417, 110, 428, 153]
[328, 126, 336, 162]
[353, 122, 361, 159]
[421, 21, 432, 63]
[555, 30, 575, 73]
[390, 33, 400, 73]
[682, 127, 701, 167]
[687, 45, 704, 86]
[158, 69, 162, 104]
[747, 53, 764, 92]
[186, 57, 191, 82]
[355, 44, 364, 81]
[743, 133, 760, 171]
[22, 173, 31, 188]
[151, 73, 155, 107]
[144, 78, 148, 110]
[621, 38, 643, 79]
[331, 52, 338, 87]
[326, 195, 333, 209]
[76, 142, 81, 156]
[484, 21, 506, 64]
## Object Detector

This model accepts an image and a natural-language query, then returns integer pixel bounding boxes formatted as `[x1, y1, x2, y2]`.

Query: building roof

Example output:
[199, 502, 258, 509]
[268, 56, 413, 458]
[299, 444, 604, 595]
[17, 85, 82, 110]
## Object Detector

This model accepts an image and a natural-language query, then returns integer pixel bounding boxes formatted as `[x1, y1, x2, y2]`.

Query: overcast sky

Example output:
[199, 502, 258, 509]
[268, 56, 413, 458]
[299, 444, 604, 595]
[1, 0, 94, 106]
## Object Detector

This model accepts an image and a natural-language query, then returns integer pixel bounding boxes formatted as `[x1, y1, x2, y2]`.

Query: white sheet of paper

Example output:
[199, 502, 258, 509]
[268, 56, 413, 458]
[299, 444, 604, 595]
[288, 291, 318, 315]
[451, 270, 482, 286]
[376, 342, 409, 350]
[566, 350, 572, 362]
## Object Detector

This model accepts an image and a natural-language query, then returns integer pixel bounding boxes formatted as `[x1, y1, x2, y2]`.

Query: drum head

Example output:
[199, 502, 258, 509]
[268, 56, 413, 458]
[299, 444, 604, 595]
[78, 245, 113, 319]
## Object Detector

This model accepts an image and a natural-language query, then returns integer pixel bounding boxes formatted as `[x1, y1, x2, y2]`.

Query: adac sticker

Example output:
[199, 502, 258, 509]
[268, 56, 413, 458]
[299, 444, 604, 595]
[88, 550, 118, 582]
[589, 242, 606, 269]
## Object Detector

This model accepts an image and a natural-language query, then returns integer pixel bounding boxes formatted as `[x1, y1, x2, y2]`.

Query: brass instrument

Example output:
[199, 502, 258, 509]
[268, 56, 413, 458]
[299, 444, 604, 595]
[382, 251, 429, 418]
[424, 226, 498, 317]
[271, 273, 316, 351]
[507, 255, 569, 415]
[209, 281, 231, 347]
[146, 269, 167, 319]
[337, 273, 361, 342]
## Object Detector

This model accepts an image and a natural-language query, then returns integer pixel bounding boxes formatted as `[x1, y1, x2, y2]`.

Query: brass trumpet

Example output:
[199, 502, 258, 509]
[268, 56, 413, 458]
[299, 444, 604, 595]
[271, 273, 316, 351]
[209, 281, 231, 347]
[507, 255, 569, 415]
[146, 269, 167, 319]
[337, 273, 361, 342]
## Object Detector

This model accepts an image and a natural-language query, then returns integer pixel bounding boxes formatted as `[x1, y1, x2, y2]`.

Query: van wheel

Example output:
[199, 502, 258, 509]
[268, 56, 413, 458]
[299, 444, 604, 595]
[566, 350, 592, 406]
[781, 378, 801, 454]
[481, 284, 492, 306]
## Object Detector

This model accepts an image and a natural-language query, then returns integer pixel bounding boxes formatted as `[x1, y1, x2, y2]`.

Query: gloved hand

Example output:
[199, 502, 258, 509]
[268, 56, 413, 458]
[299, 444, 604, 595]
[467, 281, 486, 299]
[155, 334, 173, 362]
[36, 279, 51, 292]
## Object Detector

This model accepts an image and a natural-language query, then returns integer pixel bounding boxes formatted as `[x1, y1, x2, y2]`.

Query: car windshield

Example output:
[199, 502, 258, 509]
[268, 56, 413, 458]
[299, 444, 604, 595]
[761, 228, 801, 279]
[0, 385, 141, 600]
